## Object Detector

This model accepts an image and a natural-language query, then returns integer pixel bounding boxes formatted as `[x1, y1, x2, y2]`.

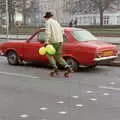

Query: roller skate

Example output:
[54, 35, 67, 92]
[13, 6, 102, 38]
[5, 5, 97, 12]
[64, 65, 73, 79]
[50, 68, 59, 77]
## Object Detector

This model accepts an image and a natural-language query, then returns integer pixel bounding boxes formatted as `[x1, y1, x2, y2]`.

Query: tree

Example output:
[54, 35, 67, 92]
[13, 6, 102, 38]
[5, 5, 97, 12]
[63, 0, 116, 27]
[90, 0, 116, 26]
[0, 0, 16, 29]
[8, 0, 15, 29]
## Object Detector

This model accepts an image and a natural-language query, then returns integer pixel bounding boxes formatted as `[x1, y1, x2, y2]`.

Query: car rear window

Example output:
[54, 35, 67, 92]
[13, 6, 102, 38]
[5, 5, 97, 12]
[71, 30, 97, 41]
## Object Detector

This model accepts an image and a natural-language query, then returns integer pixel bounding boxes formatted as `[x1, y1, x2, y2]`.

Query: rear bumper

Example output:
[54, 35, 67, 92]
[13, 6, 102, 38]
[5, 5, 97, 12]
[94, 56, 118, 62]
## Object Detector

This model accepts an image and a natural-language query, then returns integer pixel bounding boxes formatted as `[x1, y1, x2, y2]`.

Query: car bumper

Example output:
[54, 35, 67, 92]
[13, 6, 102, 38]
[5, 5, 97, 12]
[94, 56, 118, 62]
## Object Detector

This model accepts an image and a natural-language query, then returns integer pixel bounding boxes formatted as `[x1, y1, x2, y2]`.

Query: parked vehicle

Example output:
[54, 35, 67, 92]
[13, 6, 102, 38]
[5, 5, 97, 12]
[0, 27, 118, 71]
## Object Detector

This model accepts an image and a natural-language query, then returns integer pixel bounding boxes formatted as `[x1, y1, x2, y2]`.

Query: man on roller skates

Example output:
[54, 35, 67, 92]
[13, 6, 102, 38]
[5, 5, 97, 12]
[43, 12, 73, 78]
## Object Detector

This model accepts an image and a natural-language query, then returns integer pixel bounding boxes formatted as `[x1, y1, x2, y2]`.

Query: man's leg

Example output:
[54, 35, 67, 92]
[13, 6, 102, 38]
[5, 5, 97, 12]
[53, 43, 73, 72]
[46, 54, 59, 74]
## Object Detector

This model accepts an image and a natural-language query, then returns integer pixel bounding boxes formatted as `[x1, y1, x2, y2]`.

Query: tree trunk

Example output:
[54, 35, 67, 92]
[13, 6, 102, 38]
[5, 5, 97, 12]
[99, 8, 104, 27]
[23, 0, 26, 26]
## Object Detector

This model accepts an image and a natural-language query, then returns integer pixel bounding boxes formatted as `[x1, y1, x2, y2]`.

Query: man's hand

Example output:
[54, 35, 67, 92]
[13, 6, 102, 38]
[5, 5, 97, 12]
[44, 42, 49, 47]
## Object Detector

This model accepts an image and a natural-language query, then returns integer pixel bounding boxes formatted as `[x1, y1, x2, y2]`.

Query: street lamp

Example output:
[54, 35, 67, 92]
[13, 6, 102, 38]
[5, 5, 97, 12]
[5, 0, 9, 40]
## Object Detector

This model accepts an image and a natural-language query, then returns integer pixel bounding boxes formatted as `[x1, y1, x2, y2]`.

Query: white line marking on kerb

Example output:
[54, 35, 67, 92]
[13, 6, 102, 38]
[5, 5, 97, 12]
[56, 101, 64, 104]
[89, 98, 97, 101]
[58, 111, 67, 115]
[20, 114, 29, 118]
[0, 71, 40, 79]
[100, 86, 120, 91]
[40, 107, 48, 111]
[75, 104, 84, 107]
[86, 90, 93, 94]
[72, 96, 79, 99]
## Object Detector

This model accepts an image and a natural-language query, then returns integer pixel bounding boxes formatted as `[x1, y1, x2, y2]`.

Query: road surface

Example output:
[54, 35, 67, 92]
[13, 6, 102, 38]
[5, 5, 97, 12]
[0, 57, 120, 120]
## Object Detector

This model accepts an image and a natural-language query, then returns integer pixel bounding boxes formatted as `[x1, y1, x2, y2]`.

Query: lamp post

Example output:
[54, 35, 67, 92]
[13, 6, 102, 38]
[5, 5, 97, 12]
[5, 0, 9, 40]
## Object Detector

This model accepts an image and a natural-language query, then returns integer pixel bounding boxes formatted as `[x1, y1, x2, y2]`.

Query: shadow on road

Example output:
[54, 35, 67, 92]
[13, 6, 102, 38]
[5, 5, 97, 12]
[14, 62, 109, 74]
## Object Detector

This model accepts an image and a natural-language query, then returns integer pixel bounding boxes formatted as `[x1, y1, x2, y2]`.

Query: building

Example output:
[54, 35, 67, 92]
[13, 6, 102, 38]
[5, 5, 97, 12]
[72, 11, 120, 26]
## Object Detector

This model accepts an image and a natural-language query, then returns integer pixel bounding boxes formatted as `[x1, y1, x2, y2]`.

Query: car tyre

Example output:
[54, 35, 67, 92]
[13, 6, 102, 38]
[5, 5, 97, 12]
[66, 58, 79, 72]
[7, 51, 20, 65]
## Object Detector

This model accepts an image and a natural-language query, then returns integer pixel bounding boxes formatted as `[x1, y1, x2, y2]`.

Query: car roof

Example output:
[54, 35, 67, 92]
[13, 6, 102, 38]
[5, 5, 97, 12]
[36, 27, 85, 33]
[63, 27, 85, 32]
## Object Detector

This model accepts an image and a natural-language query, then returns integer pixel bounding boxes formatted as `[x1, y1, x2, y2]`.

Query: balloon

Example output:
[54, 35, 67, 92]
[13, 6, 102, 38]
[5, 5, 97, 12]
[38, 47, 46, 55]
[45, 44, 56, 55]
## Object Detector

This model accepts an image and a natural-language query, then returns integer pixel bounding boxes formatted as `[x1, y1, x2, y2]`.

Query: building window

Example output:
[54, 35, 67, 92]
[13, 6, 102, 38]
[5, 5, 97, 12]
[117, 16, 120, 24]
[104, 16, 109, 25]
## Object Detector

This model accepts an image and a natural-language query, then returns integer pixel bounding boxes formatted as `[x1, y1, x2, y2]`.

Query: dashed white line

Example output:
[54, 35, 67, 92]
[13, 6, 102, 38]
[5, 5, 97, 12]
[0, 71, 40, 79]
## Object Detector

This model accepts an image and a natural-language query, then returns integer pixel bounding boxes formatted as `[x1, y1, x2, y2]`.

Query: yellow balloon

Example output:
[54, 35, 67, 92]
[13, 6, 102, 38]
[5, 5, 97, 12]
[45, 45, 56, 55]
[39, 47, 46, 55]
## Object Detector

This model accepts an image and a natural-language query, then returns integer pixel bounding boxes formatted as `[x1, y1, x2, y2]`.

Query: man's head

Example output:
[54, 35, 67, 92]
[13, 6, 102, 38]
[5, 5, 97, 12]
[44, 12, 53, 20]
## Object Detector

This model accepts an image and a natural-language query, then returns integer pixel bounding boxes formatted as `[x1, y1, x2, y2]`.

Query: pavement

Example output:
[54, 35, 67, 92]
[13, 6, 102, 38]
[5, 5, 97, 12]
[0, 57, 120, 120]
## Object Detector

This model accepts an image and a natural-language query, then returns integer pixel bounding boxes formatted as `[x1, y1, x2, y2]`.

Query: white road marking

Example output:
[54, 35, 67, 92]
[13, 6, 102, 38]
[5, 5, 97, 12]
[20, 114, 29, 118]
[100, 86, 120, 91]
[40, 107, 48, 111]
[75, 104, 84, 107]
[58, 111, 67, 115]
[109, 82, 116, 85]
[72, 96, 79, 99]
[104, 93, 110, 96]
[56, 101, 64, 104]
[0, 71, 40, 79]
[86, 90, 93, 94]
[89, 98, 97, 101]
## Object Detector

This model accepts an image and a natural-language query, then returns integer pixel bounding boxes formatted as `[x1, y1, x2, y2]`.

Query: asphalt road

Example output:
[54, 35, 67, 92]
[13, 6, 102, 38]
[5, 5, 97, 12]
[0, 57, 120, 120]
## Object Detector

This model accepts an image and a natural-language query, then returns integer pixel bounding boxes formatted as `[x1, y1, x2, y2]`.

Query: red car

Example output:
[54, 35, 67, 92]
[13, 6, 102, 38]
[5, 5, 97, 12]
[0, 27, 118, 71]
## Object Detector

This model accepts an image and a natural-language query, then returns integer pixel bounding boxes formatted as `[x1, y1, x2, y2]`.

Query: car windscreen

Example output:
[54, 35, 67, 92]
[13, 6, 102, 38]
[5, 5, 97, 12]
[71, 30, 97, 41]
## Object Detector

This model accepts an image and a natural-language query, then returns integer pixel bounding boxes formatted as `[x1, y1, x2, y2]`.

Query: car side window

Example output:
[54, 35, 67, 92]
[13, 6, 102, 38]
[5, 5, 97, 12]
[63, 35, 68, 42]
[39, 32, 46, 42]
[30, 33, 39, 42]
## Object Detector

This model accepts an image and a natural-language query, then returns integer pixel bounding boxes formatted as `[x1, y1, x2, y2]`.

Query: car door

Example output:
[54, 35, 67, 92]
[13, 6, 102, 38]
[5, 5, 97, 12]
[23, 30, 47, 62]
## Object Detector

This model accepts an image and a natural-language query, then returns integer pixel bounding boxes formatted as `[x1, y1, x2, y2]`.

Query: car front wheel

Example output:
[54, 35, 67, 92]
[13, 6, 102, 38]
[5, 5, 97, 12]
[7, 51, 20, 65]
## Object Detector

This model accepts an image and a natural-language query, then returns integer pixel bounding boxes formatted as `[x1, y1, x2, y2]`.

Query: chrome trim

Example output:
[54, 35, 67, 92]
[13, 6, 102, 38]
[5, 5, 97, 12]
[94, 56, 118, 61]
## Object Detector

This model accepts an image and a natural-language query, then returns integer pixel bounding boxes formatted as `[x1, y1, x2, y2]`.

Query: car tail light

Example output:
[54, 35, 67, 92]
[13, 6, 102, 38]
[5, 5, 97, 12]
[96, 49, 117, 58]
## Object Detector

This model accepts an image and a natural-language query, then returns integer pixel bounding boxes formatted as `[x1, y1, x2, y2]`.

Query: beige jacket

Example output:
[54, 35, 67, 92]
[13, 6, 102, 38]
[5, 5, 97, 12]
[45, 18, 63, 43]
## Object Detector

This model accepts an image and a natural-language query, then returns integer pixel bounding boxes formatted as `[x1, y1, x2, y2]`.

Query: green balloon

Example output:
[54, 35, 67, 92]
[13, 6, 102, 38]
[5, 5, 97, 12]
[45, 45, 56, 55]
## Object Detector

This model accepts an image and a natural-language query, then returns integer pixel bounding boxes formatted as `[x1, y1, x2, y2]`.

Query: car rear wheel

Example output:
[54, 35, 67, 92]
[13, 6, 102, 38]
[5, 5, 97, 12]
[65, 58, 79, 72]
[7, 51, 20, 65]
